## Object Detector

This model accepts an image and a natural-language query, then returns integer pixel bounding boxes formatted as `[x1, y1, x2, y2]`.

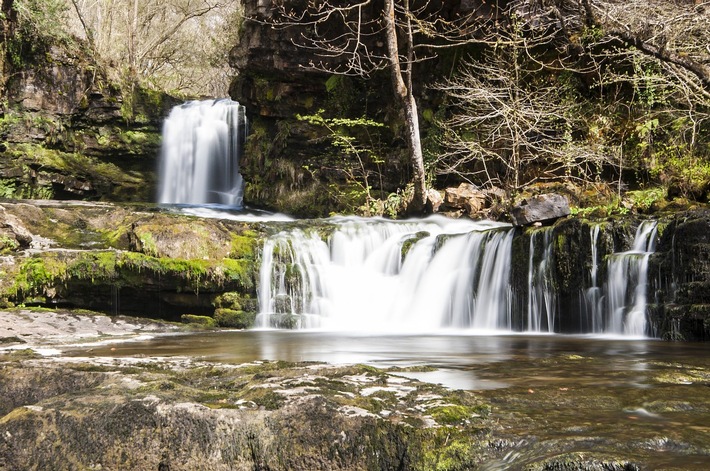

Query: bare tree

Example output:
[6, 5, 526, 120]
[65, 0, 242, 95]
[435, 49, 610, 193]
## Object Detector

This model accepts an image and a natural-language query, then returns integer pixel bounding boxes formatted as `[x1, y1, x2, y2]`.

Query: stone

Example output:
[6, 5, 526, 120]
[510, 193, 570, 226]
[444, 183, 487, 217]
[426, 189, 444, 212]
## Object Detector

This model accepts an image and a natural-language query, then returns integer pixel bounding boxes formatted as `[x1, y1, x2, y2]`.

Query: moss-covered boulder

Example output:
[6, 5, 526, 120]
[0, 201, 264, 320]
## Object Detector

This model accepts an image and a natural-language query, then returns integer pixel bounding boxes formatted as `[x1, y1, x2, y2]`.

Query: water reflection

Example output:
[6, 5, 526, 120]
[64, 331, 710, 391]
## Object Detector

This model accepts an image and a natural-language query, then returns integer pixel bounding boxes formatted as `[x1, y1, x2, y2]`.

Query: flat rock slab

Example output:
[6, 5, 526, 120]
[0, 309, 181, 348]
[511, 193, 570, 226]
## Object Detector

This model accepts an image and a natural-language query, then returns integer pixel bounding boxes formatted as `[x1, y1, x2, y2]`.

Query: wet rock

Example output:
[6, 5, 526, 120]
[511, 193, 570, 226]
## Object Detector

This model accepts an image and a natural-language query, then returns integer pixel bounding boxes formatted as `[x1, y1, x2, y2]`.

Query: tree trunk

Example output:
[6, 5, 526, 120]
[383, 0, 427, 214]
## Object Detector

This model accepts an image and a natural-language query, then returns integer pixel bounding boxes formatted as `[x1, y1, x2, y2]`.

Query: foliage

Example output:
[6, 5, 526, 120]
[626, 187, 666, 212]
[9, 0, 72, 67]
[297, 109, 386, 215]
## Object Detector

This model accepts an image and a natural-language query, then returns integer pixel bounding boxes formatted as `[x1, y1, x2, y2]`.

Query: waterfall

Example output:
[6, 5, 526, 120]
[526, 228, 556, 332]
[157, 99, 247, 207]
[256, 217, 660, 335]
[605, 220, 658, 336]
[582, 224, 604, 332]
[257, 217, 513, 332]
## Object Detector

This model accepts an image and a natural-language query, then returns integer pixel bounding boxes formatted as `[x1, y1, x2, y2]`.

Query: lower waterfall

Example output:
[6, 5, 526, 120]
[257, 217, 513, 332]
[257, 217, 659, 335]
[605, 220, 658, 336]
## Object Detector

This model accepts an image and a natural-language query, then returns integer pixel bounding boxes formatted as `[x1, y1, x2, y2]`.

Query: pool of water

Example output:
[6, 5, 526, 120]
[64, 331, 710, 469]
[65, 330, 708, 389]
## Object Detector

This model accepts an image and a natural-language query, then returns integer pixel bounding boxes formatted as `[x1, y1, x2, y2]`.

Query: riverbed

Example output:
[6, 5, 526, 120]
[60, 329, 710, 469]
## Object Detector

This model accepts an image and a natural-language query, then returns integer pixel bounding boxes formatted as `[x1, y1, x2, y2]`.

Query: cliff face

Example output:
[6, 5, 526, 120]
[229, 0, 423, 216]
[0, 4, 171, 202]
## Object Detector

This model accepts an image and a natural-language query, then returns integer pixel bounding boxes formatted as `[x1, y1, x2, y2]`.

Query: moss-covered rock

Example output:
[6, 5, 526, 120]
[0, 201, 263, 320]
[180, 314, 217, 328]
[214, 308, 255, 328]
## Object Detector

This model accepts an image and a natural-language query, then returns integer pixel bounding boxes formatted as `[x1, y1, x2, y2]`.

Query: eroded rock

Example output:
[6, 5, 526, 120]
[511, 193, 571, 226]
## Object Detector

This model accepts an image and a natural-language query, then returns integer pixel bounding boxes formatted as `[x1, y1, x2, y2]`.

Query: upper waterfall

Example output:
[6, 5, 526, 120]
[157, 99, 247, 207]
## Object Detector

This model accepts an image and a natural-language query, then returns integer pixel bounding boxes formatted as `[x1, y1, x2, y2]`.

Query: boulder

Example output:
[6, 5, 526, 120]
[511, 193, 570, 226]
[426, 189, 444, 213]
[444, 183, 487, 217]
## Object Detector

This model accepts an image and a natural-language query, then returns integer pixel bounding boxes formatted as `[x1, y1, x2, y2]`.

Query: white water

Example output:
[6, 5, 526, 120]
[605, 220, 658, 336]
[582, 224, 604, 332]
[527, 228, 556, 332]
[257, 217, 660, 336]
[158, 99, 247, 207]
[257, 217, 513, 332]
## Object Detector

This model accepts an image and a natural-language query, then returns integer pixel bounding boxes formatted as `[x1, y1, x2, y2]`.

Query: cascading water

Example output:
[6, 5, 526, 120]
[526, 227, 556, 332]
[257, 217, 514, 332]
[605, 220, 658, 336]
[582, 224, 604, 332]
[256, 216, 660, 335]
[157, 99, 247, 207]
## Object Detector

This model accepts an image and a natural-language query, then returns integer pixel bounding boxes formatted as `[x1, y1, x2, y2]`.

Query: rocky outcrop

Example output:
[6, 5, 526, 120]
[0, 201, 262, 322]
[1, 8, 173, 203]
[0, 358, 503, 470]
[649, 210, 710, 340]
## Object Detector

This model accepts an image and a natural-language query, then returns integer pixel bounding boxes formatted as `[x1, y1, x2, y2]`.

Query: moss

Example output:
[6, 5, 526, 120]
[14, 254, 68, 296]
[180, 314, 216, 328]
[213, 292, 242, 310]
[401, 231, 430, 259]
[419, 427, 480, 471]
[0, 349, 42, 361]
[230, 233, 257, 260]
[429, 404, 488, 425]
[240, 387, 285, 410]
[214, 308, 255, 329]
[0, 236, 20, 254]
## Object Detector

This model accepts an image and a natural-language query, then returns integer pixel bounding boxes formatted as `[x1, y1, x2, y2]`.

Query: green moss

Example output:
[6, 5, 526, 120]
[241, 388, 285, 410]
[213, 292, 242, 310]
[419, 427, 479, 471]
[0, 236, 20, 254]
[214, 308, 255, 329]
[180, 314, 216, 328]
[14, 255, 67, 296]
[401, 231, 430, 259]
[230, 233, 257, 260]
[429, 404, 489, 425]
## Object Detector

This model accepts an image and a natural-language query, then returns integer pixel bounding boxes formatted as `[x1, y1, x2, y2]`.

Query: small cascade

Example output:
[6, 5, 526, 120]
[158, 99, 247, 207]
[582, 224, 604, 332]
[605, 220, 658, 336]
[257, 217, 514, 332]
[526, 228, 556, 332]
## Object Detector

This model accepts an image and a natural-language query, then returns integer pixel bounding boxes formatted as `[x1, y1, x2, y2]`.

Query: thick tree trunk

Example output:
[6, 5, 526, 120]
[383, 0, 427, 214]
